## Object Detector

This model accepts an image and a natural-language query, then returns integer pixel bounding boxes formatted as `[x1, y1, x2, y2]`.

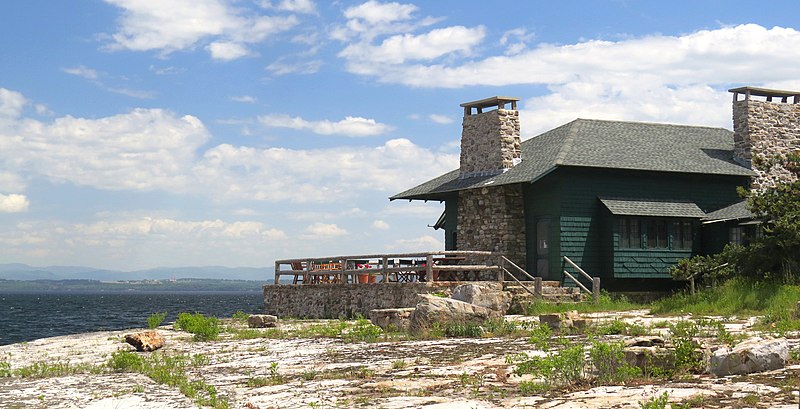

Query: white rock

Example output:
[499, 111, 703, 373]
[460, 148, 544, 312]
[451, 283, 512, 313]
[709, 337, 789, 376]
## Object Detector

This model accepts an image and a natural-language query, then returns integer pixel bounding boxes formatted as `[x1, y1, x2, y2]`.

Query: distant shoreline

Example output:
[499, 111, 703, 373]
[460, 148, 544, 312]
[0, 278, 268, 292]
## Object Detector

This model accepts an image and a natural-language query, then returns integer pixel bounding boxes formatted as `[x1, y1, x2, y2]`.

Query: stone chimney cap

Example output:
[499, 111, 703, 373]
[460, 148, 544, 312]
[460, 96, 520, 115]
[460, 96, 520, 109]
[729, 86, 800, 103]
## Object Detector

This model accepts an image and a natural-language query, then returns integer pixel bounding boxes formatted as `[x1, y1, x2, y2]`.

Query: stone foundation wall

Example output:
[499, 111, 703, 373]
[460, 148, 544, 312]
[456, 184, 526, 269]
[459, 109, 521, 177]
[262, 282, 502, 319]
[733, 99, 800, 191]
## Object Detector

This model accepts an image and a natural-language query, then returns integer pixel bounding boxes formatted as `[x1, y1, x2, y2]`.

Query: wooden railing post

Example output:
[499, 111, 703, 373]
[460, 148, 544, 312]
[534, 277, 543, 299]
[382, 256, 389, 283]
[425, 254, 433, 282]
[592, 277, 601, 303]
[274, 261, 280, 284]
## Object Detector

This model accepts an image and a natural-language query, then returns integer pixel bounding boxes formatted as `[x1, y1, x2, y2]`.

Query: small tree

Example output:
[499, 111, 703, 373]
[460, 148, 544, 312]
[737, 152, 800, 282]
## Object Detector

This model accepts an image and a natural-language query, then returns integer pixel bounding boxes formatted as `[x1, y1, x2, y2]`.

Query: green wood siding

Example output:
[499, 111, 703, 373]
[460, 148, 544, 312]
[526, 167, 747, 283]
[444, 197, 458, 250]
[523, 177, 561, 280]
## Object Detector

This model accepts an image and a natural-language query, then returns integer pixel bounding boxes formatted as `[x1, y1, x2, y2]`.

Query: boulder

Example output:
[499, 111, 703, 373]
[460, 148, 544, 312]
[539, 313, 572, 330]
[451, 284, 512, 314]
[247, 314, 278, 328]
[408, 294, 498, 334]
[709, 337, 788, 376]
[369, 308, 415, 332]
[124, 330, 165, 352]
[624, 346, 673, 373]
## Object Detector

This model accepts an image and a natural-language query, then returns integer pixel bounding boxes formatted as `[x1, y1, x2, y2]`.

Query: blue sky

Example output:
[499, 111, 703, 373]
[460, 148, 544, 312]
[1, 1, 799, 272]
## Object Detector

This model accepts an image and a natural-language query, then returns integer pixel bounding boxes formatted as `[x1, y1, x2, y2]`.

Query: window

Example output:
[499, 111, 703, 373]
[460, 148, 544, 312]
[729, 227, 743, 245]
[619, 218, 693, 250]
[646, 219, 668, 249]
[619, 218, 640, 248]
[673, 221, 693, 250]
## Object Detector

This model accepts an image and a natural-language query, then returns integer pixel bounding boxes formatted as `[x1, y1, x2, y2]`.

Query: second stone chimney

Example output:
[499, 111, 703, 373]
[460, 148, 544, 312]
[729, 86, 800, 191]
[459, 96, 521, 179]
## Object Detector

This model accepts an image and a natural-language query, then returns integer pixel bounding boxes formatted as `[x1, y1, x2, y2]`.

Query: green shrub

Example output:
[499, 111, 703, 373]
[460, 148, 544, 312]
[589, 339, 640, 384]
[345, 317, 384, 342]
[512, 342, 585, 387]
[109, 350, 144, 372]
[107, 351, 226, 409]
[669, 321, 702, 373]
[147, 312, 167, 329]
[231, 310, 249, 324]
[528, 323, 553, 350]
[0, 360, 10, 377]
[174, 312, 220, 341]
[443, 322, 484, 338]
[639, 392, 670, 409]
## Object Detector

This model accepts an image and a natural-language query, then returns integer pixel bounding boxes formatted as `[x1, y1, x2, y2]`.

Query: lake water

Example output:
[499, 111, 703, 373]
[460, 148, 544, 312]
[0, 291, 265, 346]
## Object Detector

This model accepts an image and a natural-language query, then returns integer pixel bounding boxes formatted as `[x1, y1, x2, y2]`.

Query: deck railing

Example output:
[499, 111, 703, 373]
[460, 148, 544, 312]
[562, 256, 601, 302]
[274, 251, 503, 285]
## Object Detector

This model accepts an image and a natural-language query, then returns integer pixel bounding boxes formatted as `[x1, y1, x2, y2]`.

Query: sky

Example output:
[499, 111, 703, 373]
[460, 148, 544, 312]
[1, 1, 800, 272]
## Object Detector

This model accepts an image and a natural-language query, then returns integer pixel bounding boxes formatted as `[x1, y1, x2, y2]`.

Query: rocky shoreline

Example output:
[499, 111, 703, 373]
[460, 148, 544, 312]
[1, 310, 799, 409]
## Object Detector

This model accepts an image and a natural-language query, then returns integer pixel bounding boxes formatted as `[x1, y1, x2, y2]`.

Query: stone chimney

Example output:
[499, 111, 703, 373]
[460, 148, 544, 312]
[729, 86, 800, 191]
[459, 96, 521, 179]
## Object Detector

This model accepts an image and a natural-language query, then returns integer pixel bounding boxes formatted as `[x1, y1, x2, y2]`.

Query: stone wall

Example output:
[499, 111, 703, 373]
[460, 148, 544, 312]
[456, 184, 526, 269]
[733, 99, 800, 191]
[262, 282, 502, 318]
[459, 109, 521, 177]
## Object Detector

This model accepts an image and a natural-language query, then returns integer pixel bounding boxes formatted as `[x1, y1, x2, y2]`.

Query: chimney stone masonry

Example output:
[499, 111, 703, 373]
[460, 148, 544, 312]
[730, 86, 800, 191]
[459, 96, 521, 179]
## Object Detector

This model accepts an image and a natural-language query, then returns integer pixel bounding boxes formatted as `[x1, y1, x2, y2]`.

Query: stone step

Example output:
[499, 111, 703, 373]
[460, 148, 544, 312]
[503, 285, 581, 295]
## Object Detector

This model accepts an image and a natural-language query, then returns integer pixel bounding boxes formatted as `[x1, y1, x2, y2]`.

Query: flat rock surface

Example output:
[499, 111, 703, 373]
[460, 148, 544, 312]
[1, 311, 798, 409]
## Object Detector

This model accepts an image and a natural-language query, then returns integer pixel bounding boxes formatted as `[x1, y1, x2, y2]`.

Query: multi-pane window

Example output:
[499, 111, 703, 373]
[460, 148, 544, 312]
[619, 218, 640, 248]
[646, 219, 668, 249]
[619, 218, 693, 250]
[673, 221, 693, 250]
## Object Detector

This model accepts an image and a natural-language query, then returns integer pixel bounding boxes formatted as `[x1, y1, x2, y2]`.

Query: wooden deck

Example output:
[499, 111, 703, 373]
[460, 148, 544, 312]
[274, 251, 504, 285]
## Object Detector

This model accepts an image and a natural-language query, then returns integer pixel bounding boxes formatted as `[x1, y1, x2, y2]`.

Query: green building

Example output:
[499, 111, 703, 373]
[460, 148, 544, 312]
[392, 87, 800, 290]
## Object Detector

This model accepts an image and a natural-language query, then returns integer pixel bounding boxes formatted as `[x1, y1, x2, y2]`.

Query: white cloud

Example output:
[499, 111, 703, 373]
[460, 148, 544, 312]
[230, 95, 257, 103]
[386, 235, 443, 252]
[0, 88, 457, 206]
[104, 0, 298, 60]
[304, 222, 347, 238]
[345, 0, 416, 24]
[196, 138, 457, 203]
[339, 25, 485, 66]
[333, 0, 440, 42]
[499, 27, 534, 55]
[341, 24, 800, 89]
[0, 100, 210, 192]
[263, 0, 317, 14]
[207, 41, 251, 60]
[259, 114, 393, 137]
[266, 58, 322, 75]
[371, 220, 390, 229]
[428, 114, 453, 124]
[0, 88, 26, 121]
[0, 216, 286, 269]
[0, 194, 29, 213]
[63, 66, 99, 80]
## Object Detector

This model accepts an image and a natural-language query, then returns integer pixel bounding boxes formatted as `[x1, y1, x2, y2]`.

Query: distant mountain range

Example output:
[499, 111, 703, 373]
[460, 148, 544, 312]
[0, 263, 274, 282]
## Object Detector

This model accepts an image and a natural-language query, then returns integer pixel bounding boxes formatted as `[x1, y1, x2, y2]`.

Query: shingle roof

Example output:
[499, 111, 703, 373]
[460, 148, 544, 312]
[702, 200, 753, 222]
[391, 118, 754, 200]
[599, 198, 707, 218]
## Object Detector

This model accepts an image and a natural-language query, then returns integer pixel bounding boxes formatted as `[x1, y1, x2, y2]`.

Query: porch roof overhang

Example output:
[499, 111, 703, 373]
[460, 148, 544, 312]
[599, 197, 707, 218]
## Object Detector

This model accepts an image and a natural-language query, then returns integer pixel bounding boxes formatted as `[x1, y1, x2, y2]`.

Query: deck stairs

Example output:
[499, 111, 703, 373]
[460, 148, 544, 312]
[503, 280, 584, 304]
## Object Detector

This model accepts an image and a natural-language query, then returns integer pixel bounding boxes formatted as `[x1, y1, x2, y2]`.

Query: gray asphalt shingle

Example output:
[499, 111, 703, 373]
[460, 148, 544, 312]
[391, 118, 753, 200]
[599, 197, 707, 218]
